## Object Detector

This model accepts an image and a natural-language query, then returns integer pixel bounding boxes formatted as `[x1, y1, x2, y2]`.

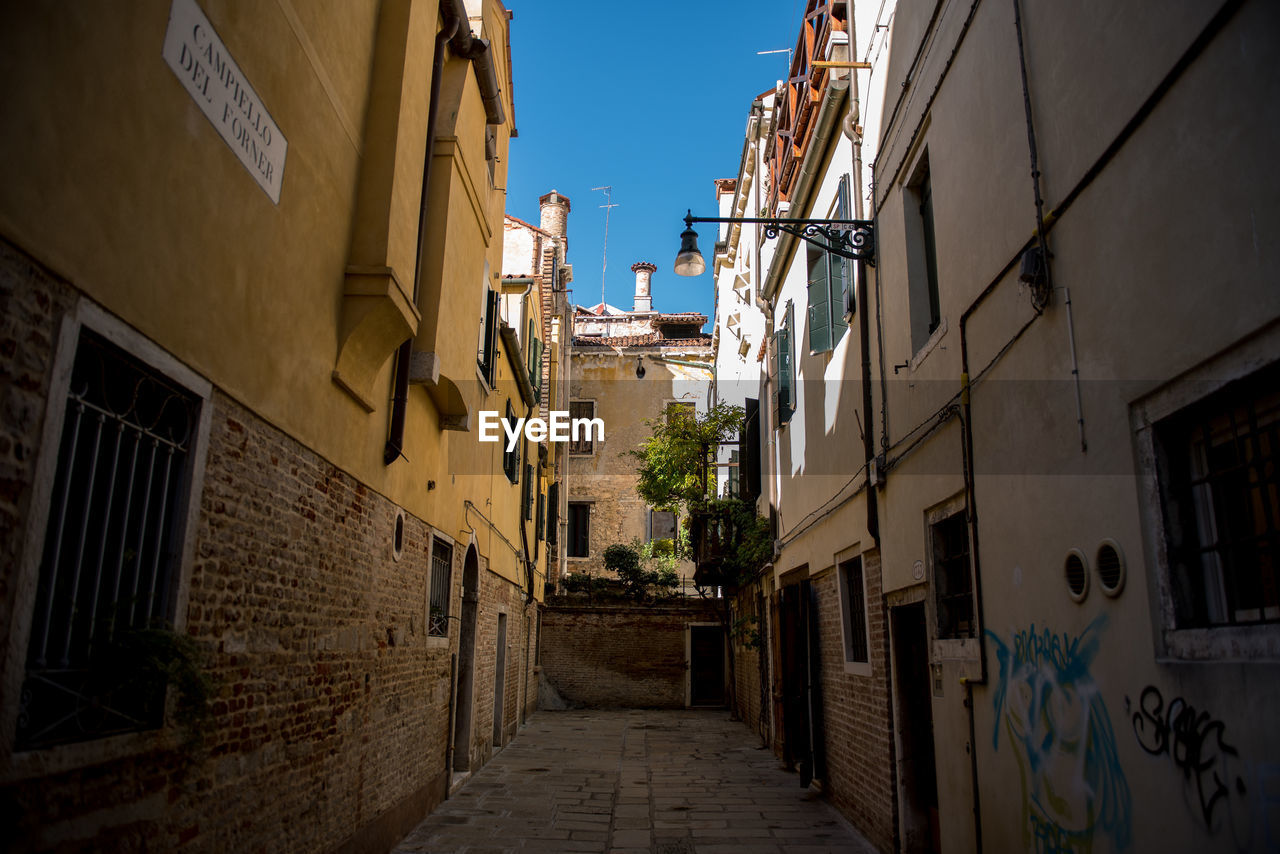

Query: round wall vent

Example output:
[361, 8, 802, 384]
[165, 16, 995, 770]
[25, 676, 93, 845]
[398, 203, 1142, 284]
[1065, 549, 1089, 602]
[1096, 539, 1125, 596]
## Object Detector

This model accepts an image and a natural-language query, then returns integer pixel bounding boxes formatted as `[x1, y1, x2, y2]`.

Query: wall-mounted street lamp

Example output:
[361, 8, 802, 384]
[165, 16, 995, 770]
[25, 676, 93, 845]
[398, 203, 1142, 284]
[673, 210, 875, 277]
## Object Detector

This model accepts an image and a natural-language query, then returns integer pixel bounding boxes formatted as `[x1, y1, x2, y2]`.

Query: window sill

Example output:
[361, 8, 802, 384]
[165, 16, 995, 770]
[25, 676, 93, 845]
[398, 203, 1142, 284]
[2, 724, 183, 784]
[425, 635, 451, 650]
[908, 316, 948, 373]
[1158, 624, 1280, 662]
[841, 660, 873, 677]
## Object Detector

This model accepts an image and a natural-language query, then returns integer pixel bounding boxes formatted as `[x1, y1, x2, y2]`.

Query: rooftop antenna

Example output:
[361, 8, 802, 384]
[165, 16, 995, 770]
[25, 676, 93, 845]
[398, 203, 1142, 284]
[592, 185, 619, 307]
[757, 47, 793, 77]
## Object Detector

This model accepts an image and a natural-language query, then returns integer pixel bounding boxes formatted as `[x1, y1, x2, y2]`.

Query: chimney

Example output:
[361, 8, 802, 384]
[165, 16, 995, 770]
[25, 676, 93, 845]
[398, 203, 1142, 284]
[631, 261, 656, 313]
[539, 189, 570, 256]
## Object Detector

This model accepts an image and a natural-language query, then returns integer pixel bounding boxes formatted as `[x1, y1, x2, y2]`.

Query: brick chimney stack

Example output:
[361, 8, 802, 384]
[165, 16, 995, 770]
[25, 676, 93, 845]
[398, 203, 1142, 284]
[631, 261, 656, 313]
[538, 189, 570, 256]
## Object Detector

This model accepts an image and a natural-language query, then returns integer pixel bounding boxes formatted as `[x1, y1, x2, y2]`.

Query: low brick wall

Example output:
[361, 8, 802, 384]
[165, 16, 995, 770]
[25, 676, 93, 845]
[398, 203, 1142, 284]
[541, 599, 722, 708]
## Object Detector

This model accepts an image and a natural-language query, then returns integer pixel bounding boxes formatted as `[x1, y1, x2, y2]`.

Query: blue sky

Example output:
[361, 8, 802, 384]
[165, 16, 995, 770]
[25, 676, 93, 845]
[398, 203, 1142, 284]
[504, 0, 805, 322]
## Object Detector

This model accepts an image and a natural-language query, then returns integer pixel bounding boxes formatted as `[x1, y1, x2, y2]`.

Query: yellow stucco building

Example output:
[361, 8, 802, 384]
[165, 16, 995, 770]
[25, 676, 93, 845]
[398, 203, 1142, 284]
[0, 0, 550, 849]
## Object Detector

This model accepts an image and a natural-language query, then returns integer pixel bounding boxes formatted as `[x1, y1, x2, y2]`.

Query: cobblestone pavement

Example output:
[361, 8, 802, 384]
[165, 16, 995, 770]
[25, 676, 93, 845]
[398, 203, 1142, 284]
[392, 709, 878, 854]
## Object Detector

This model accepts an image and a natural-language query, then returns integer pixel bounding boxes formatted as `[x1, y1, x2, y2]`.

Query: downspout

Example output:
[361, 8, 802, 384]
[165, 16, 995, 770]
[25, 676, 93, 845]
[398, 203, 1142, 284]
[385, 9, 460, 465]
[843, 0, 880, 548]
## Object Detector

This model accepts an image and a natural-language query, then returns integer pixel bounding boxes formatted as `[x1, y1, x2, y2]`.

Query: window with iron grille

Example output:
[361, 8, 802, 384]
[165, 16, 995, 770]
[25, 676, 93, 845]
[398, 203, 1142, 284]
[567, 502, 590, 558]
[840, 557, 869, 664]
[428, 538, 452, 637]
[1155, 363, 1279, 628]
[17, 329, 203, 750]
[932, 512, 974, 639]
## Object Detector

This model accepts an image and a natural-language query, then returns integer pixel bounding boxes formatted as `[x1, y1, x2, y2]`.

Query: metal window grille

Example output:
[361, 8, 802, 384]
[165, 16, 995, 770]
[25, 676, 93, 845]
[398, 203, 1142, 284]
[932, 512, 974, 639]
[1161, 365, 1280, 627]
[17, 330, 201, 750]
[842, 558, 869, 663]
[428, 539, 452, 637]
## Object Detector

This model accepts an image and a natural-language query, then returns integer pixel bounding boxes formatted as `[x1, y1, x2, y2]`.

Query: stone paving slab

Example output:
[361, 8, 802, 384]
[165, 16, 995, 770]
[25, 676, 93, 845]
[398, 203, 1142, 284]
[391, 709, 878, 854]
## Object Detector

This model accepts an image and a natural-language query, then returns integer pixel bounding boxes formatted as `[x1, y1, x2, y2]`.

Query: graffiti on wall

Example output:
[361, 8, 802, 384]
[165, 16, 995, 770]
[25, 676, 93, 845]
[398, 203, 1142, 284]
[989, 616, 1132, 853]
[1125, 685, 1279, 849]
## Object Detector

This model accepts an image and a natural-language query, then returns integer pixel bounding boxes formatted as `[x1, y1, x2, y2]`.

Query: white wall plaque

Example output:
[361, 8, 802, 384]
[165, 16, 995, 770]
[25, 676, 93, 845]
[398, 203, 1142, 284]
[162, 0, 287, 203]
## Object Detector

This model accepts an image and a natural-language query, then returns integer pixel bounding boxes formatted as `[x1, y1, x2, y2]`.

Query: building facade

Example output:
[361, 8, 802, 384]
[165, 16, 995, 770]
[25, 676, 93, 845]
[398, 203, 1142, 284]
[565, 265, 712, 588]
[0, 0, 547, 850]
[719, 0, 1280, 852]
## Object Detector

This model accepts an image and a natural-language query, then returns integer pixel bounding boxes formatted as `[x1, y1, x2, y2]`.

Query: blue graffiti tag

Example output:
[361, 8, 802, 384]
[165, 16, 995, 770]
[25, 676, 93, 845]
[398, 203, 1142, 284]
[989, 616, 1132, 852]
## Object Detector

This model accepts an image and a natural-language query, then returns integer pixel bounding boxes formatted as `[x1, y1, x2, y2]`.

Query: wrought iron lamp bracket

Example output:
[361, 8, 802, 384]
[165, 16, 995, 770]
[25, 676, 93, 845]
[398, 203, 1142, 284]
[685, 213, 876, 266]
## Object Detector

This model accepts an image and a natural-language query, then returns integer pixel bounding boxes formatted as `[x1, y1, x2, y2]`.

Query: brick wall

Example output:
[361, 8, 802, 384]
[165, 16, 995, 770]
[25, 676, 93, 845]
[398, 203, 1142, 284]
[0, 240, 541, 852]
[541, 600, 721, 708]
[812, 553, 896, 853]
[0, 240, 76, 672]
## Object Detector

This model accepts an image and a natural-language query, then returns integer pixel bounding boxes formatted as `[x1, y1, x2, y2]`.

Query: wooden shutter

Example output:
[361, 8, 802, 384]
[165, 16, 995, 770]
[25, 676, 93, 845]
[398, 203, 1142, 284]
[836, 175, 855, 323]
[806, 243, 831, 354]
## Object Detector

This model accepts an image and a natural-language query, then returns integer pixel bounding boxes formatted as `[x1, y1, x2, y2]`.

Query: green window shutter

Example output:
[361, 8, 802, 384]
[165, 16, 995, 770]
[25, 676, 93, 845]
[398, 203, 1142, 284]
[481, 289, 500, 383]
[778, 305, 795, 424]
[834, 176, 854, 335]
[530, 337, 543, 398]
[806, 243, 831, 354]
[769, 329, 781, 426]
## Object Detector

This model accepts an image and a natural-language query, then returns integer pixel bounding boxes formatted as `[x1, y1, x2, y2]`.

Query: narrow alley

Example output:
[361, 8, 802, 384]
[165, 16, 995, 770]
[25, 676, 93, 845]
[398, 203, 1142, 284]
[392, 710, 876, 854]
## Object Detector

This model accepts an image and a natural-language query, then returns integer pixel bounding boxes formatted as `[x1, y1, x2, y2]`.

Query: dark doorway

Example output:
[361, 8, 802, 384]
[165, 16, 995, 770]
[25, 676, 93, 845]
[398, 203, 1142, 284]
[892, 602, 940, 853]
[493, 613, 507, 746]
[452, 546, 480, 772]
[778, 579, 826, 786]
[688, 625, 725, 706]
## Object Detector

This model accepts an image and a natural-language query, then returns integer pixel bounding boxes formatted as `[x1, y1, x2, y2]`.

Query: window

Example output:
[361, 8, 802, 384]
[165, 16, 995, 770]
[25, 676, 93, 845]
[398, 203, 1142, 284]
[905, 153, 941, 352]
[839, 557, 869, 665]
[726, 450, 740, 498]
[568, 400, 595, 454]
[740, 398, 761, 501]
[502, 401, 519, 483]
[932, 512, 974, 639]
[478, 286, 500, 384]
[522, 461, 534, 520]
[806, 180, 849, 353]
[567, 502, 590, 558]
[1154, 363, 1279, 628]
[18, 328, 205, 750]
[428, 538, 452, 637]
[770, 302, 796, 425]
[535, 490, 545, 549]
[546, 482, 558, 547]
[649, 509, 676, 543]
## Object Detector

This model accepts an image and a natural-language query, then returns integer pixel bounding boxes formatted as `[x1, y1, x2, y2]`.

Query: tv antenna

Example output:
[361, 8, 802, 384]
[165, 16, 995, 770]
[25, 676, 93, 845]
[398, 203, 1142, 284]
[592, 185, 619, 306]
[757, 47, 793, 74]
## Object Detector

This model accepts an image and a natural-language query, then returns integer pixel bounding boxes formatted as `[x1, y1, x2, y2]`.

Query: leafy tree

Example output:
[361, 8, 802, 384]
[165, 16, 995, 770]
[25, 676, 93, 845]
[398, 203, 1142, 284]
[626, 402, 771, 717]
